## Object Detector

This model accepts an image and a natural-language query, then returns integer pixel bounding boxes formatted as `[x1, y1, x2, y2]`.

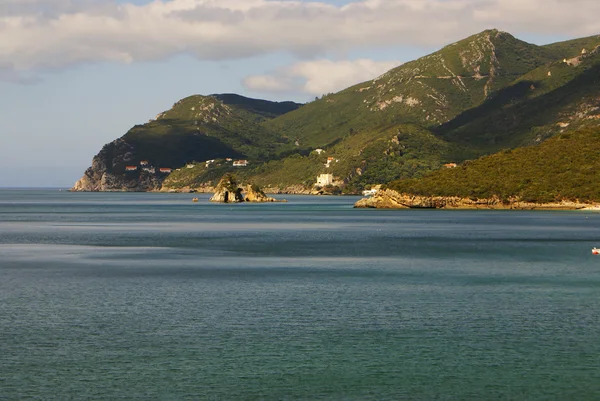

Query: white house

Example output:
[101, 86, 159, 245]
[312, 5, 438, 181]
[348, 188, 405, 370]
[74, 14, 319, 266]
[233, 160, 249, 167]
[316, 174, 334, 186]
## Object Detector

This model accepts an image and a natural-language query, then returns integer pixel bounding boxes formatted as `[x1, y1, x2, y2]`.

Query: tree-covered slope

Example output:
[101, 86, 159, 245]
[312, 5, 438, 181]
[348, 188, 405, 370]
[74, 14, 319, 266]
[164, 123, 471, 193]
[265, 29, 555, 148]
[73, 29, 600, 194]
[122, 94, 302, 168]
[71, 94, 303, 191]
[436, 45, 600, 151]
[388, 127, 600, 203]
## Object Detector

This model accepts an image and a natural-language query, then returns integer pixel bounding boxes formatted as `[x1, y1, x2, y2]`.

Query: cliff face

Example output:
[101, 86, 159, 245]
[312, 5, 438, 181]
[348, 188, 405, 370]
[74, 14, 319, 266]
[354, 189, 591, 210]
[71, 139, 163, 192]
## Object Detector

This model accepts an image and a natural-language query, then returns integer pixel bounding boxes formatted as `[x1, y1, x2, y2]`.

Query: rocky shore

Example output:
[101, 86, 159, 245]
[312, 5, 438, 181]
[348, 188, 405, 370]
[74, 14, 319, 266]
[71, 139, 162, 192]
[354, 189, 596, 210]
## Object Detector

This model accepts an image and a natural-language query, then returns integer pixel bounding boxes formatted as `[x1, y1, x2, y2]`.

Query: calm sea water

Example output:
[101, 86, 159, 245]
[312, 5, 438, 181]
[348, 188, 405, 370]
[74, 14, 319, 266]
[1, 189, 600, 400]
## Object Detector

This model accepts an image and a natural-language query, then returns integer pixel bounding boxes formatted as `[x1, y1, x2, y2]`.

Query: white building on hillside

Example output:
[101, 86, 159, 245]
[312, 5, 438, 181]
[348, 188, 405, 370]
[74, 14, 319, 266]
[316, 174, 334, 186]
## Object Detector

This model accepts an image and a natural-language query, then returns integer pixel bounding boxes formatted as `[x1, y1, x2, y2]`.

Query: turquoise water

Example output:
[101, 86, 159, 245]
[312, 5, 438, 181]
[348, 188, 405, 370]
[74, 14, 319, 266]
[1, 189, 600, 400]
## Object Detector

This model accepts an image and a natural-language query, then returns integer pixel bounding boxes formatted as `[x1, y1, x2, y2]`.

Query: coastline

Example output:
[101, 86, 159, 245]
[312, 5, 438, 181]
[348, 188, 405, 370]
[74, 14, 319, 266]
[354, 189, 600, 211]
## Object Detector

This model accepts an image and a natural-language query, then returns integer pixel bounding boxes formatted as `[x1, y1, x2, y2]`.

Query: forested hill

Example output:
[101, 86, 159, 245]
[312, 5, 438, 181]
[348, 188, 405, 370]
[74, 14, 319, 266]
[73, 30, 600, 194]
[387, 127, 600, 203]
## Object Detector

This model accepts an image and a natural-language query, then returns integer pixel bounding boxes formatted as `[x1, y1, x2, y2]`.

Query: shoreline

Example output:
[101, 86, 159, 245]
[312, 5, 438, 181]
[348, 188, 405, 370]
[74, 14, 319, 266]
[354, 189, 600, 211]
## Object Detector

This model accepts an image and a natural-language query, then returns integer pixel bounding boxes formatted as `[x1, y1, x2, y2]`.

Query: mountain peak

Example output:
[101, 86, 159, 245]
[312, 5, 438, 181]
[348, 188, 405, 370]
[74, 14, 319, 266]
[478, 28, 509, 36]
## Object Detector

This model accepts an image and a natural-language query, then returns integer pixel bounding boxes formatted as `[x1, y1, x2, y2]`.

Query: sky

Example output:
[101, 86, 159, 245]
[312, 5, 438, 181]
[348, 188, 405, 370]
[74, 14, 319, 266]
[1, 0, 599, 187]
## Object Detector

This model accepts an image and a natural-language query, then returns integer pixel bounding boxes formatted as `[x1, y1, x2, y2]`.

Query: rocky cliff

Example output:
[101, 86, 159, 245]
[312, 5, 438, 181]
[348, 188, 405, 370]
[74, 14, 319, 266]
[71, 139, 163, 192]
[354, 189, 591, 210]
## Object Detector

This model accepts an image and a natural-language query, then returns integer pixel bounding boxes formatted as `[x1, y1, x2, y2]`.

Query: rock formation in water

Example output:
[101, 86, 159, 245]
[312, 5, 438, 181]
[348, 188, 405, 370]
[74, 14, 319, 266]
[71, 139, 163, 192]
[210, 174, 283, 203]
[209, 174, 245, 203]
[354, 189, 590, 210]
[243, 184, 280, 202]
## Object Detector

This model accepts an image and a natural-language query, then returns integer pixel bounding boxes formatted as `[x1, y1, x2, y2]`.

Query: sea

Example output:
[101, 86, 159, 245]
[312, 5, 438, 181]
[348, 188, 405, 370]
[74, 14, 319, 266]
[1, 189, 600, 400]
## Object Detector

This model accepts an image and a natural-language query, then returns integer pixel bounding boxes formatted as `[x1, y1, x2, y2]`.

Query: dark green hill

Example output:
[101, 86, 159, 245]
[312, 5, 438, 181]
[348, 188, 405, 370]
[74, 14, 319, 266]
[388, 127, 600, 202]
[122, 94, 302, 169]
[212, 94, 301, 118]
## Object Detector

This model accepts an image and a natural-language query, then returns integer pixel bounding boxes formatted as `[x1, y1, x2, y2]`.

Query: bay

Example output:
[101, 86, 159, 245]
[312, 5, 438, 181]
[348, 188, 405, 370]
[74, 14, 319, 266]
[1, 189, 600, 400]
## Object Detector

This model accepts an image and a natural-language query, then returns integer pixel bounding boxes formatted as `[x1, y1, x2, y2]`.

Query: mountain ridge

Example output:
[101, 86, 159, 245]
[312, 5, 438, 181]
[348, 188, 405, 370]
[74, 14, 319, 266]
[72, 29, 600, 196]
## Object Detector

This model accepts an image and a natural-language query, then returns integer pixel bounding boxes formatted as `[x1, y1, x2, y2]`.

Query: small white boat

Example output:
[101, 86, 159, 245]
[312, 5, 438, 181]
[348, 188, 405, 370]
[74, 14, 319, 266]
[593, 247, 599, 255]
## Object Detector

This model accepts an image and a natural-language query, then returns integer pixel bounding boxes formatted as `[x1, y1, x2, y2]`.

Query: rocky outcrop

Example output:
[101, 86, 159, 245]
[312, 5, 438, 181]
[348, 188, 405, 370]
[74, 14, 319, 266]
[71, 139, 163, 192]
[209, 174, 244, 203]
[354, 189, 592, 210]
[244, 184, 280, 202]
[210, 175, 283, 203]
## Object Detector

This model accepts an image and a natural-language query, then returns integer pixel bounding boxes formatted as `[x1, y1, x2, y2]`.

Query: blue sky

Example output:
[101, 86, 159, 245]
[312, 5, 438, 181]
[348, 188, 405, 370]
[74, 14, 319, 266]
[1, 0, 598, 187]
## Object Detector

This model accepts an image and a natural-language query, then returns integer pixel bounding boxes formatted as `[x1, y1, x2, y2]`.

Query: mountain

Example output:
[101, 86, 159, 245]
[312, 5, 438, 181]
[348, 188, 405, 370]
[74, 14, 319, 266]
[436, 44, 600, 151]
[72, 94, 302, 191]
[264, 29, 555, 149]
[72, 30, 600, 195]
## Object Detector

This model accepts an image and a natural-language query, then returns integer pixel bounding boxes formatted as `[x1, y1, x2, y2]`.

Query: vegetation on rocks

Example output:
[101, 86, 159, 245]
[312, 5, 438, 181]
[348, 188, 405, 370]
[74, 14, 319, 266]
[387, 127, 600, 203]
[209, 174, 281, 203]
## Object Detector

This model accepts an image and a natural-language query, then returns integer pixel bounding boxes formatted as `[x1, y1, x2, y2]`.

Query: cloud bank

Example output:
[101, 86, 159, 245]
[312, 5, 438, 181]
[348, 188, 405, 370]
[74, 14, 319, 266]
[244, 59, 401, 95]
[1, 0, 600, 81]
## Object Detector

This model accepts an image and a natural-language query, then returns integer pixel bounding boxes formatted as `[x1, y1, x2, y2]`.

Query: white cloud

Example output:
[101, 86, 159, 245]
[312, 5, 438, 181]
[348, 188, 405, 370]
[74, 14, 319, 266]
[1, 0, 600, 80]
[243, 59, 401, 95]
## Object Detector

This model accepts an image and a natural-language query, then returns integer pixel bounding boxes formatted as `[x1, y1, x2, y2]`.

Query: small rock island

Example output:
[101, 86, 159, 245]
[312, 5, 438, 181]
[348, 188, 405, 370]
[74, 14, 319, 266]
[210, 174, 285, 203]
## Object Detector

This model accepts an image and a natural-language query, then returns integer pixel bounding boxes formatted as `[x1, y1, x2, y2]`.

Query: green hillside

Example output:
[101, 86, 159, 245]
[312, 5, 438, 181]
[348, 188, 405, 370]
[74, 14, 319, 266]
[75, 29, 600, 195]
[122, 94, 302, 169]
[250, 124, 468, 192]
[264, 29, 555, 148]
[149, 31, 600, 192]
[388, 127, 600, 203]
[164, 123, 472, 192]
[436, 47, 600, 151]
